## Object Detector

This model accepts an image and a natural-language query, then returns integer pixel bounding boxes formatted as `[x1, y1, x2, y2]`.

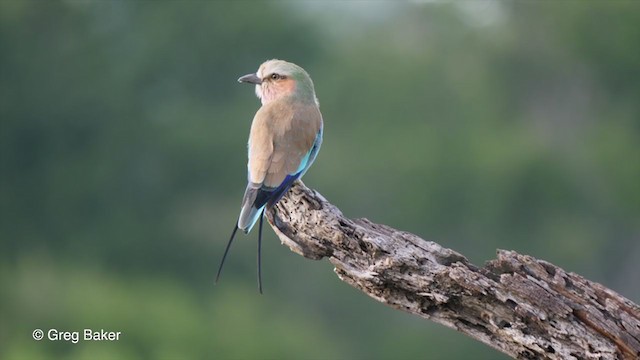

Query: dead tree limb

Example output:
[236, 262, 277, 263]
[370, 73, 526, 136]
[265, 181, 640, 360]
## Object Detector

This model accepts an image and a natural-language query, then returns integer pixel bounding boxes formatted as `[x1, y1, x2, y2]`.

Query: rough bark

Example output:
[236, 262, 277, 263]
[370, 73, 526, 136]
[265, 181, 640, 360]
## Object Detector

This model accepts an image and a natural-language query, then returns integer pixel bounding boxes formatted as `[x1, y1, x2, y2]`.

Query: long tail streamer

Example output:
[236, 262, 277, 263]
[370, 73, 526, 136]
[257, 211, 264, 294]
[216, 224, 239, 284]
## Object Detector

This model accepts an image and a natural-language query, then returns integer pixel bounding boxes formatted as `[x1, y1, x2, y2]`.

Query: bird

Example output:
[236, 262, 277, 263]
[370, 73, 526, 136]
[216, 59, 323, 293]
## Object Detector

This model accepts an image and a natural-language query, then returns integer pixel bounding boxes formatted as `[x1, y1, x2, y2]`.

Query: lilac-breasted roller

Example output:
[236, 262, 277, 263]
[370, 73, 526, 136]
[216, 60, 323, 293]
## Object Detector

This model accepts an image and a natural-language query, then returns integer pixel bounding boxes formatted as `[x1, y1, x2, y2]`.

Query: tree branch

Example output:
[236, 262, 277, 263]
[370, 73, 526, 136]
[265, 181, 640, 360]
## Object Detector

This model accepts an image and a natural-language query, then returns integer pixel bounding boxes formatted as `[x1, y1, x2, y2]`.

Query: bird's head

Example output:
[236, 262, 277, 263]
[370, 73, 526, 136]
[238, 59, 318, 106]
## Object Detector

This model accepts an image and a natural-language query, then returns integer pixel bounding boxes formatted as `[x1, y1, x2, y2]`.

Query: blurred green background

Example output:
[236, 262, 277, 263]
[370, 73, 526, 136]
[2, 1, 639, 359]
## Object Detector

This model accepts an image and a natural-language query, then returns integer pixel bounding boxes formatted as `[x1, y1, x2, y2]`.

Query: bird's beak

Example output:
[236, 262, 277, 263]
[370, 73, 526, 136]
[238, 73, 262, 85]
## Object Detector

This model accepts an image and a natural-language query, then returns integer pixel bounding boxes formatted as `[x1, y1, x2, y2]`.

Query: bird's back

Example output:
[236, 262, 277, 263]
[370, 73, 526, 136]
[238, 97, 322, 233]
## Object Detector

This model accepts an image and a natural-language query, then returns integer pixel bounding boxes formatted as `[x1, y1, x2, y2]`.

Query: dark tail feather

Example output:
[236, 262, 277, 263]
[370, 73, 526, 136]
[257, 211, 264, 294]
[215, 223, 239, 284]
[238, 186, 272, 232]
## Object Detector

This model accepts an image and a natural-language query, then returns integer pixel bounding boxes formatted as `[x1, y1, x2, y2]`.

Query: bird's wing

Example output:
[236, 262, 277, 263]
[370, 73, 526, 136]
[248, 101, 322, 187]
[264, 110, 321, 187]
[237, 101, 322, 232]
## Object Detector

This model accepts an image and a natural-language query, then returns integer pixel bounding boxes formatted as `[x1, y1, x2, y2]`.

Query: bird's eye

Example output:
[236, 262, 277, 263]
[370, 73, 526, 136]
[271, 73, 280, 80]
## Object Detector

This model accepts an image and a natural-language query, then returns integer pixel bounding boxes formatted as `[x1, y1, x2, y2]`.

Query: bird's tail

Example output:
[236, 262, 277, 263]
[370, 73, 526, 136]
[215, 212, 265, 293]
[215, 223, 239, 284]
[238, 185, 271, 233]
[239, 173, 302, 232]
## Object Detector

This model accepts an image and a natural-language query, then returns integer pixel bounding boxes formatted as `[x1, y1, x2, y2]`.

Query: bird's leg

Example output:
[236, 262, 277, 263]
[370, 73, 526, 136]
[216, 224, 239, 284]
